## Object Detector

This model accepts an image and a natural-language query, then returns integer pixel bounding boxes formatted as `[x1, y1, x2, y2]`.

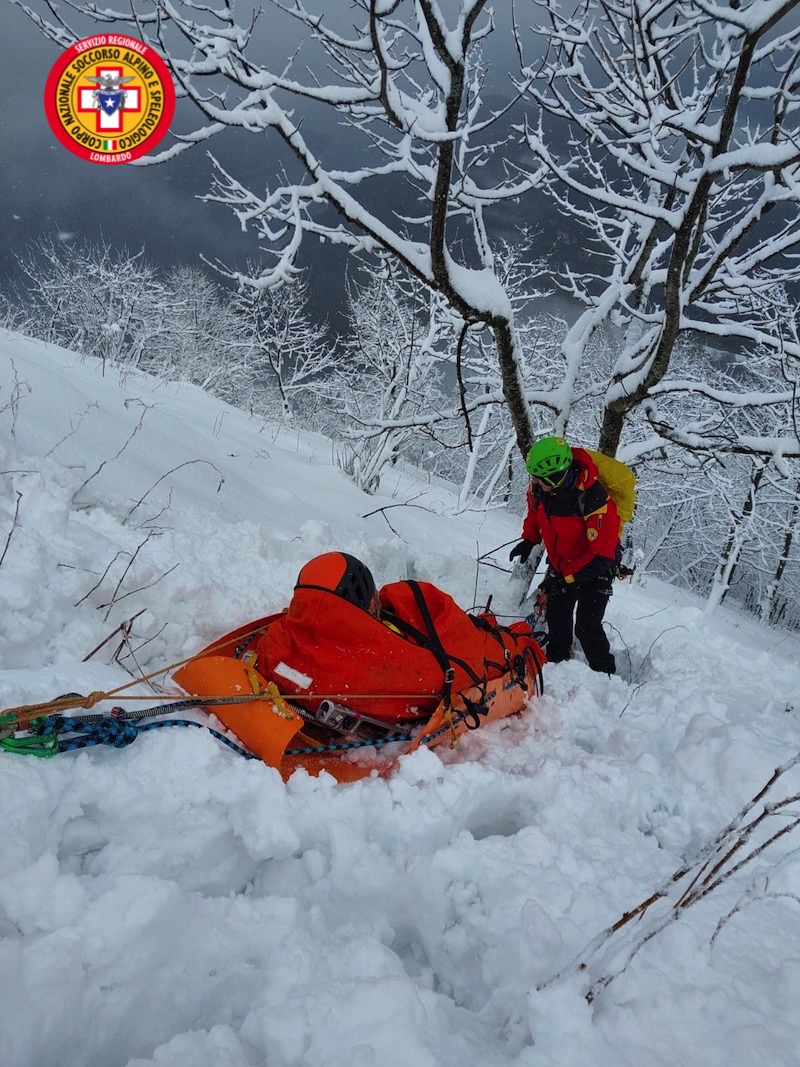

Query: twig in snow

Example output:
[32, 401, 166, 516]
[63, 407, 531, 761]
[360, 501, 435, 539]
[126, 621, 168, 661]
[710, 884, 800, 948]
[43, 402, 98, 458]
[538, 752, 800, 1004]
[472, 540, 481, 615]
[134, 487, 174, 530]
[0, 491, 22, 568]
[100, 563, 179, 621]
[618, 679, 650, 718]
[361, 502, 436, 519]
[73, 401, 149, 500]
[0, 358, 29, 438]
[632, 625, 687, 683]
[74, 550, 126, 607]
[123, 459, 225, 523]
[111, 617, 166, 689]
[474, 540, 517, 575]
[604, 621, 633, 680]
[82, 609, 147, 661]
[477, 539, 519, 561]
[98, 532, 156, 615]
[96, 531, 177, 621]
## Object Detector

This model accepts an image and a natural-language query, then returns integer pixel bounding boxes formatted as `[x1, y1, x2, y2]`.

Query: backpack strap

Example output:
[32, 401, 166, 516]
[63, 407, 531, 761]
[577, 480, 608, 517]
[402, 581, 487, 710]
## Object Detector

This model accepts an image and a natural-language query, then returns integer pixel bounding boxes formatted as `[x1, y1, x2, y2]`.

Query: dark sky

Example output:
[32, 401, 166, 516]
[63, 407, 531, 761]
[0, 3, 356, 316]
[1, 14, 248, 265]
[0, 2, 563, 325]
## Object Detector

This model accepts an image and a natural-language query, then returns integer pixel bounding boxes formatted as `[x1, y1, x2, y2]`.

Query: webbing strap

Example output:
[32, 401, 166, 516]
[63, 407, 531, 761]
[382, 609, 482, 687]
[404, 581, 487, 709]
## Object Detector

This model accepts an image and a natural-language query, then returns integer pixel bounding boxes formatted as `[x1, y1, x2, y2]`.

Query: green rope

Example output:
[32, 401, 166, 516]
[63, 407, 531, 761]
[0, 715, 59, 757]
[0, 734, 59, 757]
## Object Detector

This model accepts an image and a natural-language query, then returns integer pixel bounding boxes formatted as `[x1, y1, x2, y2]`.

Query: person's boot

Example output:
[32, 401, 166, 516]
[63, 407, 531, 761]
[589, 653, 615, 675]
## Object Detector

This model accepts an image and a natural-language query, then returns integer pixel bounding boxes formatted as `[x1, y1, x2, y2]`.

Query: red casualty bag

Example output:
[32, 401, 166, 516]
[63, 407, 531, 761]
[256, 583, 444, 722]
[257, 578, 544, 724]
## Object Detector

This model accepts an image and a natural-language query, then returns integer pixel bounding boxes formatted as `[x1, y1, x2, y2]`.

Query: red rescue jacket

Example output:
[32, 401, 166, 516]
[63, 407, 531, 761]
[256, 579, 544, 723]
[522, 447, 620, 578]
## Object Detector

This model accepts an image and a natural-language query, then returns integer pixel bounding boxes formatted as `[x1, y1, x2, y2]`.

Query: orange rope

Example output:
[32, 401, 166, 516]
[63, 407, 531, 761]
[0, 623, 271, 726]
[1, 689, 446, 726]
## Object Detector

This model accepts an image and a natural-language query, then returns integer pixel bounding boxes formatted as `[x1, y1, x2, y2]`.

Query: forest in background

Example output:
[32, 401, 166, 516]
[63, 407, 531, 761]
[4, 0, 800, 628]
[2, 228, 798, 631]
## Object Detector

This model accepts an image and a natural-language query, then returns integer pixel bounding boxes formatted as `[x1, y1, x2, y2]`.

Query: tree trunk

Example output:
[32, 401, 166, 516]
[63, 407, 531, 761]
[492, 318, 533, 457]
[705, 464, 764, 613]
[764, 482, 800, 624]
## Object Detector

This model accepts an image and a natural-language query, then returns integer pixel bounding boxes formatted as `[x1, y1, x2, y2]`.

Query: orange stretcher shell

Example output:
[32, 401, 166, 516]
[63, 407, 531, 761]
[174, 615, 544, 783]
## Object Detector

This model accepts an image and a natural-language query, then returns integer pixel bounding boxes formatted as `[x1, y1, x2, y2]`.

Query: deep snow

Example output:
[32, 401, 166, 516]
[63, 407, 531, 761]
[1, 330, 799, 1067]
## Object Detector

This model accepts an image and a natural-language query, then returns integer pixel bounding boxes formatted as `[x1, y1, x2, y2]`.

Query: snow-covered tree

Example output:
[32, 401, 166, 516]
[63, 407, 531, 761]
[230, 276, 331, 422]
[520, 0, 800, 463]
[632, 333, 800, 615]
[18, 0, 552, 456]
[763, 478, 800, 626]
[158, 266, 241, 396]
[13, 237, 170, 371]
[433, 242, 569, 510]
[334, 245, 569, 504]
[0, 286, 25, 332]
[334, 267, 448, 493]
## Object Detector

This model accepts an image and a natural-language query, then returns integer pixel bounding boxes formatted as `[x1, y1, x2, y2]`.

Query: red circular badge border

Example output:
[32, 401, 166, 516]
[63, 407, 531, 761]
[44, 35, 176, 165]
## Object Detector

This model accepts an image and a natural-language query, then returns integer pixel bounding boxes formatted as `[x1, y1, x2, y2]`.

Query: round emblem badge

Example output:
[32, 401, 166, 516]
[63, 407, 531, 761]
[44, 35, 175, 164]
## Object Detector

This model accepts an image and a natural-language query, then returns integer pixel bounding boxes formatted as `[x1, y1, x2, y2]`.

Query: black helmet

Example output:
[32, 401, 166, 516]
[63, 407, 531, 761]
[296, 552, 378, 613]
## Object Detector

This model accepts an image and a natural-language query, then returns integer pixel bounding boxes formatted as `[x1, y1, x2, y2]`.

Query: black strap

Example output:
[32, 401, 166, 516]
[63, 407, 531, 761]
[404, 580, 492, 709]
[461, 696, 489, 730]
[389, 583, 544, 710]
[387, 604, 487, 703]
[403, 581, 457, 709]
[380, 608, 433, 649]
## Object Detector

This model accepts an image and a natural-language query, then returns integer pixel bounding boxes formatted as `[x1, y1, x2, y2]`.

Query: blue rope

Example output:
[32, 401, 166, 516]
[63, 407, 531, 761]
[285, 731, 412, 755]
[31, 714, 258, 758]
[28, 704, 488, 762]
[138, 719, 258, 759]
[31, 715, 139, 749]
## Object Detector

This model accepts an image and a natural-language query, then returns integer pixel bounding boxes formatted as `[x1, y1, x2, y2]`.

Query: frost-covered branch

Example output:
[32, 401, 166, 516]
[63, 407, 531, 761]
[522, 0, 800, 459]
[16, 0, 554, 455]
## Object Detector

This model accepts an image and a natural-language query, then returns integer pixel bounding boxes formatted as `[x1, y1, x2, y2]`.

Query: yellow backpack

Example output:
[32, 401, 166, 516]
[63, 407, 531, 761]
[585, 450, 637, 529]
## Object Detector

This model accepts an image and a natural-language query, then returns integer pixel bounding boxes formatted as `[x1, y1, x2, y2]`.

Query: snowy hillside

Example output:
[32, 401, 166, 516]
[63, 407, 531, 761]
[1, 329, 799, 1067]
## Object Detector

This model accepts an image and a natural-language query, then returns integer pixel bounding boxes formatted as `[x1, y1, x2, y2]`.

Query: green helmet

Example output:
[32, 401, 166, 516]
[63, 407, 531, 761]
[525, 436, 573, 484]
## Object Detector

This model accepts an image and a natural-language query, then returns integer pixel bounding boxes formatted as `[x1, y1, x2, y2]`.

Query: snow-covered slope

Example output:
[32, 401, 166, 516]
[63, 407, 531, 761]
[1, 330, 799, 1067]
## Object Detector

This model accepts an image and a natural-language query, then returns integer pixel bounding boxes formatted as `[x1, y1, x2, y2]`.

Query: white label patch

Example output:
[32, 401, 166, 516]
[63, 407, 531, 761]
[272, 661, 313, 689]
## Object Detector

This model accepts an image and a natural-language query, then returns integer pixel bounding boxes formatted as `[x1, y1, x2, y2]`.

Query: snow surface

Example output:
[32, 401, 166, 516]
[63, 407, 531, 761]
[1, 329, 800, 1067]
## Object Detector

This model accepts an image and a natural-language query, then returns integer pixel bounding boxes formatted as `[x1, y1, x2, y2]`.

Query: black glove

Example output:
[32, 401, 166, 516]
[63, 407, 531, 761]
[509, 539, 534, 564]
[544, 572, 569, 596]
[572, 556, 615, 587]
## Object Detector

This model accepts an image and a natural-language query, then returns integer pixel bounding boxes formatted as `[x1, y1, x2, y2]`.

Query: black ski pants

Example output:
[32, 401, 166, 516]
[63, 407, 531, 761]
[545, 576, 615, 674]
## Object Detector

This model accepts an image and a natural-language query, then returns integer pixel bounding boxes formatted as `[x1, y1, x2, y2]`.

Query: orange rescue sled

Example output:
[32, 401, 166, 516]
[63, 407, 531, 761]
[174, 615, 544, 783]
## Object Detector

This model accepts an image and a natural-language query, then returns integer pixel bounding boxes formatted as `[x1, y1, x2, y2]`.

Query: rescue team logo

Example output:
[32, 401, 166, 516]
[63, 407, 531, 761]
[44, 35, 175, 165]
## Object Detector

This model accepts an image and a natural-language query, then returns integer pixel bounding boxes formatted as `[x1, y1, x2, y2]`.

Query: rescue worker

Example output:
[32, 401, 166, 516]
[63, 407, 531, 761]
[509, 436, 620, 674]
